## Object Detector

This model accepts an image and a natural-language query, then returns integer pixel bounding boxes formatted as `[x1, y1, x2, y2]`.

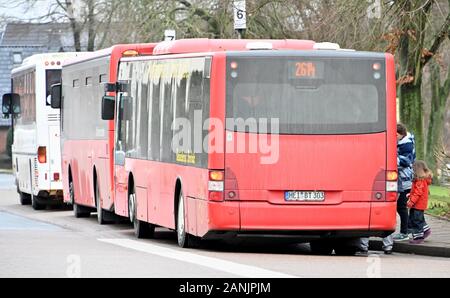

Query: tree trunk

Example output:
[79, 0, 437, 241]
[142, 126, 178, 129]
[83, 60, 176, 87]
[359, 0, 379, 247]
[70, 22, 82, 52]
[426, 63, 445, 176]
[66, 0, 82, 52]
[399, 82, 424, 159]
[87, 0, 96, 51]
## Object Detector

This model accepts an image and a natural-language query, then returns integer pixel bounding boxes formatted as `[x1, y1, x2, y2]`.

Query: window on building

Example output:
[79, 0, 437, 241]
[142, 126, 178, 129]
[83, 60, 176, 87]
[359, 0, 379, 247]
[13, 52, 22, 65]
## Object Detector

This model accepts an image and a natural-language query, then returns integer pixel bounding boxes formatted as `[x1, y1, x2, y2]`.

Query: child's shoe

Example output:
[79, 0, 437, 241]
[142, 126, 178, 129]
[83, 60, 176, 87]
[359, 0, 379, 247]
[423, 229, 432, 240]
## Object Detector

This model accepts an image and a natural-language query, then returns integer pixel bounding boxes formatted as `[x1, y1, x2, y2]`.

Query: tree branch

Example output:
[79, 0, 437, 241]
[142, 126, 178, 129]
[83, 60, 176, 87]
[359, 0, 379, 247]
[423, 11, 450, 66]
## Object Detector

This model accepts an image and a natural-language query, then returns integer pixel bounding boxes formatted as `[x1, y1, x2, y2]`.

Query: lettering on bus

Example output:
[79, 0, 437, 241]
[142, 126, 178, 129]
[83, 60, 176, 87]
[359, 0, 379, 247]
[296, 62, 316, 78]
[289, 61, 324, 80]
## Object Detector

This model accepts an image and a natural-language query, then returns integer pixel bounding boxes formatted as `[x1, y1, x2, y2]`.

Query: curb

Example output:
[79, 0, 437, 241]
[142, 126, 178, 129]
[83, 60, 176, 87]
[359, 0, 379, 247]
[370, 240, 450, 258]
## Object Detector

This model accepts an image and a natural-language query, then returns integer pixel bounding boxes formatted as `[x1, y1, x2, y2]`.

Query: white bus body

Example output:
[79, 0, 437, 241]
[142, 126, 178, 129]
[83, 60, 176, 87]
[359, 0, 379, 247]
[11, 53, 87, 209]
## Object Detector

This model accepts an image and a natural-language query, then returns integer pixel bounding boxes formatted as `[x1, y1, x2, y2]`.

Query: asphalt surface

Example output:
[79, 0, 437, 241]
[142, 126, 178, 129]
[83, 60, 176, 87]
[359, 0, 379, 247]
[1, 173, 450, 278]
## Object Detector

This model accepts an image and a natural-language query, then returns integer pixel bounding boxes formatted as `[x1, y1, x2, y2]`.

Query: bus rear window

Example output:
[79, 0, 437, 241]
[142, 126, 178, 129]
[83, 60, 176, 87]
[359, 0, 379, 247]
[46, 70, 61, 105]
[226, 56, 387, 135]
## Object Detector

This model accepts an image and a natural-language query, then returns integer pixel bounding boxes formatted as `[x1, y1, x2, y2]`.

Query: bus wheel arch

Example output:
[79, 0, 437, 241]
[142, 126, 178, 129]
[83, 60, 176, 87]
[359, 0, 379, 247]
[93, 166, 98, 207]
[174, 178, 182, 229]
[68, 165, 74, 205]
[94, 166, 111, 225]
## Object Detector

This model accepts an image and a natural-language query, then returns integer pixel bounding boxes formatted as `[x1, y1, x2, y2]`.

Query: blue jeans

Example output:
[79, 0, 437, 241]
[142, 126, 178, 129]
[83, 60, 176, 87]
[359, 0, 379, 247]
[409, 209, 430, 240]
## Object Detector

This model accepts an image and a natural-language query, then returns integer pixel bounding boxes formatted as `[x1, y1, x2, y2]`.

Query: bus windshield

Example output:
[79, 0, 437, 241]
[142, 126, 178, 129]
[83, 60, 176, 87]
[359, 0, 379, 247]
[226, 55, 387, 135]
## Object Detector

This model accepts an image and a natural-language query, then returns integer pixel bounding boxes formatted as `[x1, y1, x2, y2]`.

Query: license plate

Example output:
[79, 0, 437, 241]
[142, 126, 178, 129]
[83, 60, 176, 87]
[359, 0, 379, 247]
[285, 191, 325, 202]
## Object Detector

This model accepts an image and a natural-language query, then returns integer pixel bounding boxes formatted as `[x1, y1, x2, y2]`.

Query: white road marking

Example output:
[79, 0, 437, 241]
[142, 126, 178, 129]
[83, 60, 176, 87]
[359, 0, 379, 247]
[99, 238, 297, 278]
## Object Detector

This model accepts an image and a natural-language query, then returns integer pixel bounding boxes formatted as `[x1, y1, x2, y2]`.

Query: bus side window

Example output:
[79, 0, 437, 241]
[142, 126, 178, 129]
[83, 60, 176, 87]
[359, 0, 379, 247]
[116, 93, 126, 153]
[149, 74, 161, 162]
[187, 67, 204, 166]
[137, 82, 149, 160]
[160, 74, 174, 163]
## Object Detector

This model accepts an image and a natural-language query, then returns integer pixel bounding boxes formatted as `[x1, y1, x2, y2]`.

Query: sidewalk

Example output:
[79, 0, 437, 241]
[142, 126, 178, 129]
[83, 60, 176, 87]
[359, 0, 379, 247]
[371, 215, 450, 258]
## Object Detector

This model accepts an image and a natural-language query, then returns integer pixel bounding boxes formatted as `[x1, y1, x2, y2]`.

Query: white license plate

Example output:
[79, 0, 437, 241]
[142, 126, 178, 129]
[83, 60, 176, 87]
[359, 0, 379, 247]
[285, 191, 325, 202]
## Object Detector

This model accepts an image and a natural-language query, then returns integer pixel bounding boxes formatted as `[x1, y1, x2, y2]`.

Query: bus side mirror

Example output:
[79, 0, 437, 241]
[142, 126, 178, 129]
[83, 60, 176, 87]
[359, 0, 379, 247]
[2, 93, 20, 115]
[104, 83, 117, 93]
[102, 95, 115, 120]
[51, 83, 62, 109]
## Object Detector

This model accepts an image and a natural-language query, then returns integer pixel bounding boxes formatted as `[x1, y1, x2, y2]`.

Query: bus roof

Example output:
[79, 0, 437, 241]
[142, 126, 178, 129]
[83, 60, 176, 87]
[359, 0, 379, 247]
[12, 52, 89, 75]
[62, 43, 157, 67]
[152, 39, 318, 55]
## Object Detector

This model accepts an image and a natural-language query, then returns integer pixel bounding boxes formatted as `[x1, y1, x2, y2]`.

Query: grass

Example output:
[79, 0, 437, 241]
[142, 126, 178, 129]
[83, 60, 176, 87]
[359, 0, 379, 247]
[427, 185, 450, 219]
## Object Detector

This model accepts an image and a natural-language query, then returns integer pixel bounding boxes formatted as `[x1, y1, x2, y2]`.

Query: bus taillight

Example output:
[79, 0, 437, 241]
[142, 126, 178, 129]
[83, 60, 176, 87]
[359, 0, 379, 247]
[386, 171, 398, 195]
[209, 171, 224, 181]
[386, 171, 398, 181]
[208, 171, 224, 202]
[38, 147, 47, 164]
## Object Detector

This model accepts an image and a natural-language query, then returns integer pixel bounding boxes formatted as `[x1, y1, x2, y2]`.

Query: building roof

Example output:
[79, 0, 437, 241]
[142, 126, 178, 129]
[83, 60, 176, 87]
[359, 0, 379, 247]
[0, 22, 81, 126]
[0, 22, 74, 50]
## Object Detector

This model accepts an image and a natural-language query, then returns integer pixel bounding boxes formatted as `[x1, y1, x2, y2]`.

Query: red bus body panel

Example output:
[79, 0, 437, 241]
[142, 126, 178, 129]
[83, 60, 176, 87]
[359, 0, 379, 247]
[62, 44, 156, 211]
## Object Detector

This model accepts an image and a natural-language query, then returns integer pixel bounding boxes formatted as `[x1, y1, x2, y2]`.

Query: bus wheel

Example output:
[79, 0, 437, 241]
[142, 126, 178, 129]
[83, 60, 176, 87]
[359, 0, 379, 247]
[31, 195, 45, 211]
[176, 191, 200, 248]
[70, 181, 90, 218]
[310, 240, 334, 255]
[95, 181, 112, 225]
[129, 191, 154, 239]
[73, 203, 91, 218]
[69, 180, 75, 205]
[19, 192, 31, 205]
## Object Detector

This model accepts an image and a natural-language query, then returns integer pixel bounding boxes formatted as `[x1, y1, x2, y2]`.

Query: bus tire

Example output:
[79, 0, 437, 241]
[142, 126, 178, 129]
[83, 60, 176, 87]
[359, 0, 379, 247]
[19, 192, 31, 205]
[95, 180, 113, 225]
[310, 240, 334, 255]
[69, 177, 90, 218]
[176, 191, 200, 248]
[31, 195, 45, 210]
[128, 191, 154, 239]
[73, 203, 91, 218]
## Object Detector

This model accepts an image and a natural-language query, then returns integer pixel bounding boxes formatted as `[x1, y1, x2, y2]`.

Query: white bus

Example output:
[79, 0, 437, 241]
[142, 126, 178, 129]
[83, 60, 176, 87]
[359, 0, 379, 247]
[2, 53, 86, 210]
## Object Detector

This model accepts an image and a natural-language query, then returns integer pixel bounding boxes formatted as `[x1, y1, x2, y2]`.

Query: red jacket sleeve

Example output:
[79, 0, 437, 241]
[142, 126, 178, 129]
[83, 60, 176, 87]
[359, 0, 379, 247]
[408, 181, 425, 207]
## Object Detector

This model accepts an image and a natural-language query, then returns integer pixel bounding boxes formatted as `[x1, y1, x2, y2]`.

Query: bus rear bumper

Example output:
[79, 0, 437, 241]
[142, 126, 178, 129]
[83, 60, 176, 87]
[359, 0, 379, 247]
[35, 190, 64, 205]
[203, 201, 396, 239]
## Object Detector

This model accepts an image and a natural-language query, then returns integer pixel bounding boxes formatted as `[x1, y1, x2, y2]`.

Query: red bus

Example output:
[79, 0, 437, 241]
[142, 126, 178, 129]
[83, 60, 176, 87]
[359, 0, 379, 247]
[101, 39, 398, 253]
[53, 44, 156, 224]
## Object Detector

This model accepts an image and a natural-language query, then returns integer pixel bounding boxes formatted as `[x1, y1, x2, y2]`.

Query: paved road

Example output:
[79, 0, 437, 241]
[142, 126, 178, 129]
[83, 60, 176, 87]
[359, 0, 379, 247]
[0, 174, 450, 278]
[0, 173, 15, 190]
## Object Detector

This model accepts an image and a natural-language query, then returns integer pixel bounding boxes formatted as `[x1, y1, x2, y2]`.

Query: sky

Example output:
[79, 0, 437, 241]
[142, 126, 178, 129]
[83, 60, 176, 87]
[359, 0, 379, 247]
[0, 0, 53, 21]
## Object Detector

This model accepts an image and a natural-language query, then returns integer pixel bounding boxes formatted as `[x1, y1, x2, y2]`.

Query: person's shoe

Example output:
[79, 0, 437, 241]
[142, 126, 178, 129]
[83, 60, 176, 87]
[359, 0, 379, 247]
[355, 249, 369, 256]
[423, 229, 432, 240]
[409, 238, 425, 245]
[393, 233, 409, 242]
[384, 250, 393, 255]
